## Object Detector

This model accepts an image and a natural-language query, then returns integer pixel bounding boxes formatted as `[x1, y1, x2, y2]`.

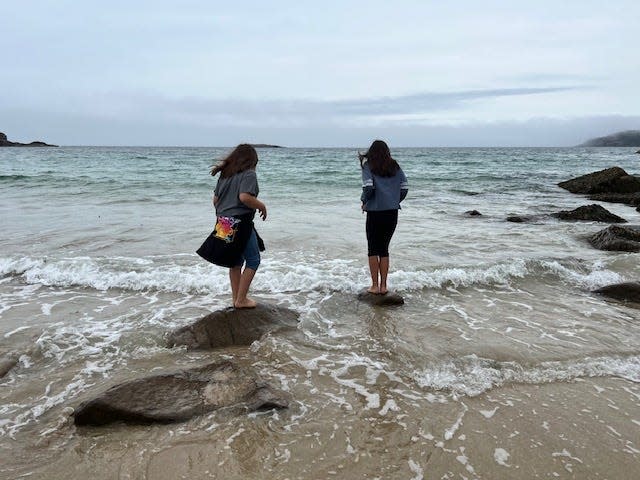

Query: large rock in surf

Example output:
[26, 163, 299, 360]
[168, 304, 299, 350]
[593, 282, 640, 304]
[558, 167, 640, 194]
[588, 192, 640, 207]
[73, 361, 290, 426]
[357, 290, 405, 306]
[589, 225, 640, 252]
[552, 204, 627, 223]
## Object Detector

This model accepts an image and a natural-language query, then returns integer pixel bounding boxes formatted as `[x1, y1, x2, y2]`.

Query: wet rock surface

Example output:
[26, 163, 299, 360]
[558, 167, 640, 195]
[464, 210, 482, 216]
[168, 304, 299, 350]
[552, 204, 627, 223]
[589, 225, 640, 252]
[0, 354, 19, 379]
[73, 361, 290, 426]
[357, 290, 405, 306]
[588, 192, 640, 207]
[593, 282, 640, 304]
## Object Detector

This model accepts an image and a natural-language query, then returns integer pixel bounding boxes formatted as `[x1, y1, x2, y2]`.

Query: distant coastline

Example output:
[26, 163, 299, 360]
[0, 132, 57, 147]
[580, 130, 640, 147]
[249, 144, 283, 148]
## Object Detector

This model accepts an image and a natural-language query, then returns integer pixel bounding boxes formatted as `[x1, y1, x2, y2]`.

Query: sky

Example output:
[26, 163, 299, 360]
[1, 1, 639, 147]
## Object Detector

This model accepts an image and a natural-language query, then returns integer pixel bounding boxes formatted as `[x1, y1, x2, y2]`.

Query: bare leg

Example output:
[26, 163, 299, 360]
[368, 256, 380, 293]
[229, 266, 241, 305]
[234, 267, 257, 308]
[379, 256, 390, 294]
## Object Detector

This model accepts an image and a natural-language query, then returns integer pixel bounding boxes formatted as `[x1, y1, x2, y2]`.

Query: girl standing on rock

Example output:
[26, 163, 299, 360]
[359, 140, 408, 294]
[197, 144, 267, 308]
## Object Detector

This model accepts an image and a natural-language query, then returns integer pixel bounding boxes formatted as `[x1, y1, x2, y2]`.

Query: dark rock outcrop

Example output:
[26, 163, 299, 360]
[581, 130, 640, 147]
[168, 304, 299, 350]
[506, 215, 528, 223]
[589, 225, 640, 252]
[593, 282, 640, 304]
[552, 204, 627, 223]
[465, 210, 482, 216]
[357, 290, 404, 306]
[588, 192, 640, 207]
[558, 167, 640, 195]
[0, 132, 57, 147]
[73, 361, 289, 426]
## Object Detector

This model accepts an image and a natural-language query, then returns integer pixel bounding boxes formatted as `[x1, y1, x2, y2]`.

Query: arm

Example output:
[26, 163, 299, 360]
[361, 163, 375, 204]
[399, 168, 408, 203]
[213, 195, 218, 207]
[239, 193, 267, 220]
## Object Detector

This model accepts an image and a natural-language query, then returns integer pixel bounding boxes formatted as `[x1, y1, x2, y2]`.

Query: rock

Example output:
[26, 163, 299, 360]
[593, 282, 640, 304]
[552, 204, 627, 223]
[506, 216, 531, 223]
[357, 290, 405, 306]
[465, 210, 482, 216]
[589, 225, 640, 252]
[588, 192, 640, 206]
[558, 167, 640, 194]
[0, 355, 18, 379]
[0, 131, 57, 147]
[581, 130, 640, 147]
[168, 304, 299, 350]
[73, 361, 290, 426]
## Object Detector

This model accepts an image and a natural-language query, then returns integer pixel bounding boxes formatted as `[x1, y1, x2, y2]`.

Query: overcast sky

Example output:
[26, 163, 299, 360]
[1, 1, 639, 146]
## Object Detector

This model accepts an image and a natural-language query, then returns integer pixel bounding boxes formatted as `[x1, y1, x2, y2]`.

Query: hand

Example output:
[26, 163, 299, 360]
[258, 203, 267, 221]
[361, 202, 365, 213]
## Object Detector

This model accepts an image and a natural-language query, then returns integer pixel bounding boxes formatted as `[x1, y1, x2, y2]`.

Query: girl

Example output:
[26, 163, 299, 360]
[359, 140, 408, 294]
[197, 144, 267, 308]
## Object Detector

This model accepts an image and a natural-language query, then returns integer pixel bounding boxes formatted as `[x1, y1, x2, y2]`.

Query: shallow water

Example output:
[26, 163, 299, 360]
[1, 146, 639, 478]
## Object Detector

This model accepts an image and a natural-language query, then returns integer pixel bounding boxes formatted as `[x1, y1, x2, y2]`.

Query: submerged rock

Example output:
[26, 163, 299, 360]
[0, 354, 18, 379]
[552, 204, 627, 223]
[73, 361, 290, 426]
[168, 304, 299, 350]
[558, 167, 640, 194]
[589, 225, 640, 252]
[357, 290, 405, 306]
[593, 282, 640, 304]
[506, 215, 529, 223]
[465, 210, 482, 216]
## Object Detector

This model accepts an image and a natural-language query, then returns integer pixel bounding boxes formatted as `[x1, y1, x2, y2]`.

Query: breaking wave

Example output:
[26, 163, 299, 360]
[0, 254, 624, 295]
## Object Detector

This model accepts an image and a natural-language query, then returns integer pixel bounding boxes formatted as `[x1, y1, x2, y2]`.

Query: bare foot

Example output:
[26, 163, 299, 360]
[234, 297, 257, 309]
[367, 286, 380, 294]
[379, 287, 388, 295]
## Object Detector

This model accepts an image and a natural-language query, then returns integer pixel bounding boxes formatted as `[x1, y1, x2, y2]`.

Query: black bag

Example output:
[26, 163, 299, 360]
[196, 213, 254, 268]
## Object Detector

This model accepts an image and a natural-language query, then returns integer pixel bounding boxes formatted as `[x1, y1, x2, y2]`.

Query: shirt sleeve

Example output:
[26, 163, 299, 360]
[239, 170, 259, 196]
[361, 163, 375, 202]
[399, 168, 408, 190]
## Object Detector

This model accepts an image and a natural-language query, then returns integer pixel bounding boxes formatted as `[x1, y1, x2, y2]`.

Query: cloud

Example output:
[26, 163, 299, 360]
[57, 85, 589, 129]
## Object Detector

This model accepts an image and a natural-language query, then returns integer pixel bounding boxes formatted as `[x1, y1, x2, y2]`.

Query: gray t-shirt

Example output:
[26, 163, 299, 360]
[214, 169, 259, 217]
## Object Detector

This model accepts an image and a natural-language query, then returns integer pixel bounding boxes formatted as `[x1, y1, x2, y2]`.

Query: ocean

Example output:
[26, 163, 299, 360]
[1, 146, 639, 479]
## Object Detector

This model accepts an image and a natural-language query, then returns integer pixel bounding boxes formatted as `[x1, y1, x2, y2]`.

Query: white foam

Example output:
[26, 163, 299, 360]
[413, 354, 640, 397]
[494, 448, 510, 466]
[0, 254, 625, 295]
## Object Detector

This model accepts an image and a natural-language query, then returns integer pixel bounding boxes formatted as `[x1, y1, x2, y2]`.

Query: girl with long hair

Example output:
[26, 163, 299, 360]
[359, 140, 408, 294]
[197, 144, 267, 308]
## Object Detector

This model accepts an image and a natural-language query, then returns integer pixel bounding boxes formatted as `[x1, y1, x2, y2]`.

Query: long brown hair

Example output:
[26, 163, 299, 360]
[358, 140, 399, 177]
[210, 144, 259, 178]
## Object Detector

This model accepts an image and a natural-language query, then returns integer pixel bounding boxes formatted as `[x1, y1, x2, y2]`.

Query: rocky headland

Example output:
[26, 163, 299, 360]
[580, 130, 640, 147]
[0, 132, 57, 147]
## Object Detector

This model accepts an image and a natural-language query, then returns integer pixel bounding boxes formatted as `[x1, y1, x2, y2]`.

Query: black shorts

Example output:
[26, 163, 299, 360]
[366, 210, 398, 257]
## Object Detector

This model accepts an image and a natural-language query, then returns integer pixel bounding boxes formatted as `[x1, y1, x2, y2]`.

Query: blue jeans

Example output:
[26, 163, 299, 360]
[234, 229, 261, 270]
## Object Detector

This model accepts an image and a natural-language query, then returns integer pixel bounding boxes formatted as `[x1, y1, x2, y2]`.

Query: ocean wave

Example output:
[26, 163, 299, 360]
[411, 354, 640, 397]
[0, 255, 624, 295]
